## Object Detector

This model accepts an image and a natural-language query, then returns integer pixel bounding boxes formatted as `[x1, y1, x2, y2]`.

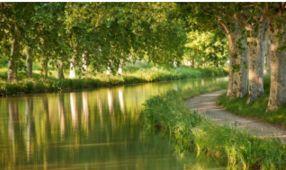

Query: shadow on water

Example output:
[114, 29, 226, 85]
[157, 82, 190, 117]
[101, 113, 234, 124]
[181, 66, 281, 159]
[0, 78, 226, 170]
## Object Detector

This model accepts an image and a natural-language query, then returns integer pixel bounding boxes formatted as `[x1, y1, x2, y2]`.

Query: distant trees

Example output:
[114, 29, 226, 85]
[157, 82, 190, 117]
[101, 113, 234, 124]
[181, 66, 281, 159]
[183, 31, 228, 68]
[63, 3, 187, 77]
[0, 3, 187, 80]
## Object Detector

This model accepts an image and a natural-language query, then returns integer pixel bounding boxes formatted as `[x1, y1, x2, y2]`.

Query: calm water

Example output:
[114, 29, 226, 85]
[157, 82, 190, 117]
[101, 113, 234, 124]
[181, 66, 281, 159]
[0, 78, 224, 170]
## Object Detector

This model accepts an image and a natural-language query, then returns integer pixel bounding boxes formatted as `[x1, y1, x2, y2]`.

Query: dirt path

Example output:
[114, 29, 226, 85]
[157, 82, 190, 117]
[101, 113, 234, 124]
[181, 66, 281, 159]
[186, 90, 286, 143]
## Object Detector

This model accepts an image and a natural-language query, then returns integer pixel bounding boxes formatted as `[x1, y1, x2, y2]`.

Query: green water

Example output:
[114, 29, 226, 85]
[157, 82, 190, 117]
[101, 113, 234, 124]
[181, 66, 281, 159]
[0, 78, 224, 169]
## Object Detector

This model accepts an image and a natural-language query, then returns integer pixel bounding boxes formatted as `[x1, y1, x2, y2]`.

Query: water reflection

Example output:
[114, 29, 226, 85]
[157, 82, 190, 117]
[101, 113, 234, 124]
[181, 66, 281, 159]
[0, 78, 225, 169]
[70, 93, 78, 129]
[118, 88, 125, 113]
[82, 92, 89, 134]
[58, 94, 66, 136]
[24, 97, 33, 161]
[8, 98, 17, 165]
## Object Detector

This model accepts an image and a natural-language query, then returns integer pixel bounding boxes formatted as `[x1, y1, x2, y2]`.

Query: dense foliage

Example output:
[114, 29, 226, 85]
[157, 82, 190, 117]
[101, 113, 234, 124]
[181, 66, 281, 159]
[183, 31, 228, 68]
[0, 3, 227, 82]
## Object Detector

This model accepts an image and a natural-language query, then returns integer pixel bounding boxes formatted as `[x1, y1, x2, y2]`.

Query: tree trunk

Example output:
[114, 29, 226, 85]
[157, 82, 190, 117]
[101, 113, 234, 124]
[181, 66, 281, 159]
[7, 25, 20, 82]
[267, 25, 286, 111]
[7, 38, 18, 82]
[41, 58, 49, 79]
[226, 22, 248, 98]
[264, 30, 271, 75]
[57, 60, 65, 79]
[82, 51, 88, 75]
[191, 58, 195, 68]
[247, 19, 268, 103]
[25, 47, 33, 78]
[69, 55, 76, 79]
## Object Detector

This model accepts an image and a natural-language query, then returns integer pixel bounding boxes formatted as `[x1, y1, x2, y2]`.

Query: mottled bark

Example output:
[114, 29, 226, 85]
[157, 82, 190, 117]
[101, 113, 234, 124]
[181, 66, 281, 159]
[247, 19, 268, 103]
[25, 47, 33, 78]
[267, 25, 286, 111]
[69, 55, 76, 79]
[82, 51, 88, 74]
[7, 25, 20, 82]
[7, 38, 18, 82]
[224, 21, 248, 98]
[57, 60, 65, 79]
[264, 30, 271, 75]
[41, 59, 49, 79]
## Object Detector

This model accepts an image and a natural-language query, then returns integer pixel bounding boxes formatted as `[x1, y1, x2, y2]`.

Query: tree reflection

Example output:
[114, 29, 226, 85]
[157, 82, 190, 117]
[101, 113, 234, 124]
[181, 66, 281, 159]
[118, 88, 125, 114]
[24, 97, 33, 160]
[0, 78, 222, 169]
[70, 93, 78, 129]
[58, 94, 66, 136]
[8, 98, 18, 164]
[107, 89, 113, 114]
[96, 93, 104, 128]
[82, 92, 89, 133]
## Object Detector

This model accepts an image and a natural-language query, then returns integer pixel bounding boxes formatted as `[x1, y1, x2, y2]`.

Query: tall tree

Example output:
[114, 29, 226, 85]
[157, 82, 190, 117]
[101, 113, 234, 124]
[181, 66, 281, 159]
[245, 4, 270, 103]
[267, 3, 286, 111]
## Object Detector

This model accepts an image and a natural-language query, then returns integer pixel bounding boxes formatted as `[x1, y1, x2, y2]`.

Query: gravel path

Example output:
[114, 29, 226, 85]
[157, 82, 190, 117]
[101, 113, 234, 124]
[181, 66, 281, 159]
[186, 90, 286, 143]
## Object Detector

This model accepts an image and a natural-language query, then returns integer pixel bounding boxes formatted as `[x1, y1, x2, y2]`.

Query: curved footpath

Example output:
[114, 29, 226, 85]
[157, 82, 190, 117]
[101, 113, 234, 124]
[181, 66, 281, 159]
[186, 90, 286, 143]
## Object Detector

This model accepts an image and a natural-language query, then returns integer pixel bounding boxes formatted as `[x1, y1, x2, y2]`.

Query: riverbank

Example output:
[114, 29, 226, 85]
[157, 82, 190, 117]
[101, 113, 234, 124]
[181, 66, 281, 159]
[0, 67, 225, 96]
[141, 82, 286, 169]
[218, 78, 286, 128]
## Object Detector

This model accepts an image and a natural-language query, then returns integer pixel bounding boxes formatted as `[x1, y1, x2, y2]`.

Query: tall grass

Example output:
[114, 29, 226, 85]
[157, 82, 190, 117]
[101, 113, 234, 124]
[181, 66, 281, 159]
[0, 67, 226, 96]
[141, 82, 286, 169]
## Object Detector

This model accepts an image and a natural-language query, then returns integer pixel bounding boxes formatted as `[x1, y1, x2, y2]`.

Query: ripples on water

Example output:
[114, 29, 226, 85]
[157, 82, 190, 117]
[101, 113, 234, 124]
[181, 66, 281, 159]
[0, 78, 225, 169]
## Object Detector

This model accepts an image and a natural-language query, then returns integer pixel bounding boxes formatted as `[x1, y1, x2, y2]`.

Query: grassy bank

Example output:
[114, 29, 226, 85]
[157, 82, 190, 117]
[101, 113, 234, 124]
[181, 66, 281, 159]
[0, 66, 226, 96]
[218, 78, 286, 127]
[141, 82, 286, 169]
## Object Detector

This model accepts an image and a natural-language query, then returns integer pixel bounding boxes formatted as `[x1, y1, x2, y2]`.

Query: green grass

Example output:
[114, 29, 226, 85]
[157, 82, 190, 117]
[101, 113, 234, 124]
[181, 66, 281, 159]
[141, 81, 286, 169]
[0, 66, 226, 96]
[218, 77, 286, 128]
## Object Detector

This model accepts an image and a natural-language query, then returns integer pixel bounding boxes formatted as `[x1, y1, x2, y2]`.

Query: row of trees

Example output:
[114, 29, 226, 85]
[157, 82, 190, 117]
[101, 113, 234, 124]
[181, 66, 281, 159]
[0, 3, 188, 81]
[181, 3, 285, 111]
[0, 3, 229, 81]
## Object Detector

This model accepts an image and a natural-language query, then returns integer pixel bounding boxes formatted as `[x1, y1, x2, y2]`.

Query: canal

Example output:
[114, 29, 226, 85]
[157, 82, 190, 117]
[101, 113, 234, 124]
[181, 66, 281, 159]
[0, 78, 224, 169]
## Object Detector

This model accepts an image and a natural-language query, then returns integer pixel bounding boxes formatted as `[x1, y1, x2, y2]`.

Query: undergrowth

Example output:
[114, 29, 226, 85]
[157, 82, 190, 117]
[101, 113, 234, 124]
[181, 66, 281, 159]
[141, 82, 286, 169]
[0, 67, 226, 96]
